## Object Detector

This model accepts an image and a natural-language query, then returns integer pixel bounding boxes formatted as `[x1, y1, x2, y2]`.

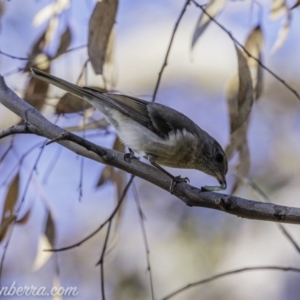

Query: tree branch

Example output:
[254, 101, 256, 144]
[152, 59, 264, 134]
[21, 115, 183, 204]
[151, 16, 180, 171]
[161, 266, 300, 300]
[1, 76, 300, 224]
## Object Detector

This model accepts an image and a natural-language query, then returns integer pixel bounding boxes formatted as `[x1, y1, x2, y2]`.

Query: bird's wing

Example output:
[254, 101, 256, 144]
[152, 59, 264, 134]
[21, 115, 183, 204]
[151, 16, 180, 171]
[30, 69, 200, 139]
[83, 88, 199, 139]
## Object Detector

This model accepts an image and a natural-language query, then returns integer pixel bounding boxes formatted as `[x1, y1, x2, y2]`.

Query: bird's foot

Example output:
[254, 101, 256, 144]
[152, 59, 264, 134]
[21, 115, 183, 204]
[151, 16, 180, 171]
[170, 175, 190, 194]
[124, 148, 138, 163]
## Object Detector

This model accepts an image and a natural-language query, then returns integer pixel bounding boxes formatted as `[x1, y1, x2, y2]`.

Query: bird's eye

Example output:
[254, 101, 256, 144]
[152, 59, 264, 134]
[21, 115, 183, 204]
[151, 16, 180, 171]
[216, 153, 223, 163]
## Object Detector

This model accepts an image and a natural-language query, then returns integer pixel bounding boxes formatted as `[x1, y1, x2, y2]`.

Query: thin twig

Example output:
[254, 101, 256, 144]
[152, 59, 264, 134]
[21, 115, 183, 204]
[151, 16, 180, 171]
[16, 142, 47, 214]
[242, 176, 300, 254]
[0, 221, 16, 286]
[78, 155, 84, 201]
[133, 183, 155, 300]
[152, 0, 191, 102]
[0, 136, 15, 163]
[97, 220, 112, 300]
[0, 50, 29, 60]
[1, 141, 44, 188]
[42, 147, 62, 184]
[161, 266, 300, 300]
[192, 0, 300, 101]
[76, 58, 90, 85]
[46, 175, 134, 252]
[3, 44, 86, 77]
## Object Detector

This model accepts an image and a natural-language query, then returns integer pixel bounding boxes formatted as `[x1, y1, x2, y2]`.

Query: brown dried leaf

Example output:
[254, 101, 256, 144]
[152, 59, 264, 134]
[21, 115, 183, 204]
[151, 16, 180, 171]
[255, 54, 264, 100]
[97, 166, 114, 187]
[269, 0, 291, 52]
[291, 0, 300, 9]
[96, 136, 124, 187]
[32, 235, 52, 271]
[271, 13, 291, 53]
[244, 25, 264, 100]
[110, 168, 127, 234]
[45, 17, 59, 48]
[16, 209, 31, 224]
[114, 169, 126, 201]
[191, 0, 227, 48]
[0, 214, 16, 242]
[64, 118, 109, 132]
[225, 121, 249, 159]
[30, 30, 47, 58]
[270, 0, 287, 19]
[55, 84, 106, 114]
[245, 26, 263, 65]
[113, 136, 124, 153]
[0, 173, 19, 242]
[56, 92, 91, 114]
[226, 74, 239, 135]
[23, 65, 50, 112]
[226, 44, 254, 183]
[231, 141, 250, 194]
[111, 137, 126, 223]
[55, 26, 72, 58]
[33, 0, 70, 27]
[0, 0, 5, 18]
[88, 0, 118, 74]
[24, 29, 47, 72]
[229, 45, 254, 133]
[103, 30, 117, 89]
[44, 210, 55, 247]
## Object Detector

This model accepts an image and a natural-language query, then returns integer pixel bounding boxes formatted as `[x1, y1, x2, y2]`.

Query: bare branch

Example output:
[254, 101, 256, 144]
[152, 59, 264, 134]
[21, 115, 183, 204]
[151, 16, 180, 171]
[161, 266, 300, 300]
[133, 183, 155, 300]
[1, 76, 300, 224]
[152, 0, 191, 102]
[192, 0, 300, 101]
[0, 125, 35, 139]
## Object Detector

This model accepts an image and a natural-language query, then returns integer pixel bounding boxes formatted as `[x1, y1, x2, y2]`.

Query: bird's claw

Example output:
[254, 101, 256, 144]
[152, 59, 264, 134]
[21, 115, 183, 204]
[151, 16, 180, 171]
[169, 175, 190, 194]
[124, 149, 138, 163]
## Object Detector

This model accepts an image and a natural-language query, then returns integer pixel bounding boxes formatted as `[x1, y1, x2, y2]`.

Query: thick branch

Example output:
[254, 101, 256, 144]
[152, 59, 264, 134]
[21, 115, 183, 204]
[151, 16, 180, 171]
[0, 76, 300, 224]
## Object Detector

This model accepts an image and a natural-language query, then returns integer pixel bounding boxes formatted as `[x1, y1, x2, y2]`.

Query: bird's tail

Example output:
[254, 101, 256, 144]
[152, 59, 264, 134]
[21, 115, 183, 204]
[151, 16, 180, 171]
[30, 68, 92, 100]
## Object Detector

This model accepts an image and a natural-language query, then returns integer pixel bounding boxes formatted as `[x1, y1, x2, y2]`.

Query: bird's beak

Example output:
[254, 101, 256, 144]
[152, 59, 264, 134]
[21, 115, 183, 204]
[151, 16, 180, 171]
[216, 173, 227, 190]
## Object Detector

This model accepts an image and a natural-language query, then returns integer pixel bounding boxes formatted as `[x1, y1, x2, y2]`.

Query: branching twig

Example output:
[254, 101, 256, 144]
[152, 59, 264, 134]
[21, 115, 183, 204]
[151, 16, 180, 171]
[46, 175, 134, 252]
[16, 142, 46, 214]
[42, 147, 62, 184]
[152, 0, 191, 102]
[97, 220, 112, 300]
[160, 266, 300, 300]
[241, 175, 300, 254]
[0, 50, 29, 60]
[0, 222, 16, 286]
[3, 45, 86, 77]
[133, 183, 155, 300]
[0, 125, 33, 139]
[192, 0, 300, 101]
[0, 136, 15, 163]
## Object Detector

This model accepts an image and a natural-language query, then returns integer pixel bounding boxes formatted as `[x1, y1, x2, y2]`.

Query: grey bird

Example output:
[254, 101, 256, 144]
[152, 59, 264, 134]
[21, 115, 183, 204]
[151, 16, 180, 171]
[31, 68, 228, 192]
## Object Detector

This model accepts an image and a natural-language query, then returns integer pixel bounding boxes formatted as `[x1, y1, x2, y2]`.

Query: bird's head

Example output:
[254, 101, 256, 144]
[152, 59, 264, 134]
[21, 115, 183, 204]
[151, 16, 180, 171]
[197, 139, 228, 190]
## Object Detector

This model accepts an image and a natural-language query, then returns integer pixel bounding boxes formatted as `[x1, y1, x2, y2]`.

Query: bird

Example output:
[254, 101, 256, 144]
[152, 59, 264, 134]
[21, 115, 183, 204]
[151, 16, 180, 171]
[30, 68, 228, 192]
